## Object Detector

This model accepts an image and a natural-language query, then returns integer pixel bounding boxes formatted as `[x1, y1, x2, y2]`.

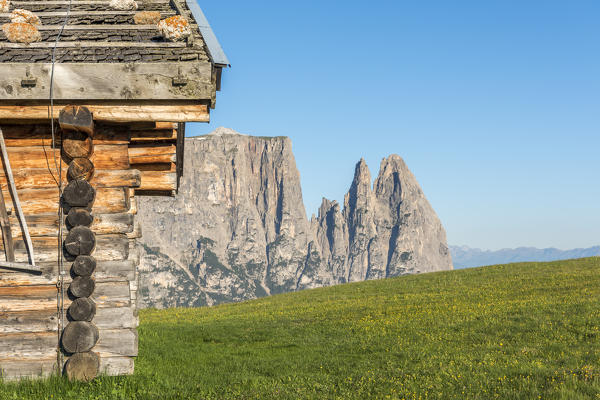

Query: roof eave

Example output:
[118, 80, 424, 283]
[185, 0, 230, 67]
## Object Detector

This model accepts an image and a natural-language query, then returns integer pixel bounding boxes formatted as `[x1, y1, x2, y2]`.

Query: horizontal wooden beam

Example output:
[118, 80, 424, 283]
[130, 129, 177, 142]
[1, 186, 130, 215]
[0, 41, 185, 49]
[0, 62, 213, 102]
[0, 168, 141, 190]
[0, 105, 209, 122]
[14, 0, 168, 4]
[0, 234, 130, 263]
[0, 281, 130, 311]
[138, 170, 176, 191]
[4, 144, 129, 170]
[0, 355, 134, 381]
[129, 144, 176, 164]
[0, 260, 136, 286]
[36, 24, 159, 31]
[0, 307, 137, 337]
[0, 11, 173, 17]
[0, 328, 137, 359]
[3, 212, 134, 239]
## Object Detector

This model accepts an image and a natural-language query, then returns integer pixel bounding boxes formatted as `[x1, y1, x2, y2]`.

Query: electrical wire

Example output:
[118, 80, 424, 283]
[47, 0, 73, 374]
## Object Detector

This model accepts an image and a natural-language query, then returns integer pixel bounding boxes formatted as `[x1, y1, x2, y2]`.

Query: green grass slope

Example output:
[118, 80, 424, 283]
[2, 258, 599, 399]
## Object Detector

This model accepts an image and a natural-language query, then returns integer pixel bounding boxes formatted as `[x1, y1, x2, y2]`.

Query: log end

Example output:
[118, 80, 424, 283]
[64, 351, 100, 382]
[59, 106, 94, 137]
[61, 321, 99, 354]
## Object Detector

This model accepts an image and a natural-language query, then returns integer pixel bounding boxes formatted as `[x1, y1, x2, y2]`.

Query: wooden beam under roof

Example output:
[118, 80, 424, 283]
[36, 25, 160, 31]
[0, 11, 174, 17]
[0, 105, 209, 122]
[0, 42, 186, 49]
[0, 62, 212, 102]
[13, 0, 169, 4]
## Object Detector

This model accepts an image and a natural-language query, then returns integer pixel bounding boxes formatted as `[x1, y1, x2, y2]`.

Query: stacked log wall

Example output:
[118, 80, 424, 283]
[0, 120, 179, 381]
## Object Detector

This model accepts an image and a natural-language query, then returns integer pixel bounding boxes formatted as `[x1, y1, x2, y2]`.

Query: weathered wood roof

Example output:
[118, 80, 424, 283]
[0, 0, 227, 105]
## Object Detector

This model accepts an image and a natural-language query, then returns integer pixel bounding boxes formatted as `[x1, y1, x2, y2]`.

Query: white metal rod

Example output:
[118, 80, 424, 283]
[0, 127, 36, 267]
[0, 260, 41, 273]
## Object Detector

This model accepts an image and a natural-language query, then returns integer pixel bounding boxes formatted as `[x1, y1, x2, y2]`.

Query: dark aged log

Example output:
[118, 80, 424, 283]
[67, 208, 94, 228]
[1, 328, 136, 359]
[59, 106, 94, 137]
[61, 321, 99, 353]
[63, 180, 96, 207]
[130, 129, 177, 142]
[0, 281, 131, 312]
[62, 131, 94, 162]
[69, 276, 96, 298]
[68, 297, 97, 322]
[64, 226, 96, 256]
[0, 306, 137, 334]
[0, 260, 134, 287]
[72, 255, 97, 277]
[67, 158, 95, 182]
[64, 351, 100, 382]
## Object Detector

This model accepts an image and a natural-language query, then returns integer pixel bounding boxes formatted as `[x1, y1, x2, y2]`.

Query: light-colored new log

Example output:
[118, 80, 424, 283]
[0, 186, 129, 215]
[138, 170, 177, 191]
[129, 144, 176, 164]
[0, 168, 140, 190]
[0, 105, 209, 123]
[0, 124, 129, 146]
[3, 144, 129, 170]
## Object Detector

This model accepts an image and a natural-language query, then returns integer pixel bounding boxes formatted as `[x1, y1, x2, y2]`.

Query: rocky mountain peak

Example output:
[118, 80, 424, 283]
[202, 126, 248, 137]
[136, 129, 452, 308]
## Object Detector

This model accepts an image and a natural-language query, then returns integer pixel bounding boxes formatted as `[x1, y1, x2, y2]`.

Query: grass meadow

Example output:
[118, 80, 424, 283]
[1, 257, 599, 399]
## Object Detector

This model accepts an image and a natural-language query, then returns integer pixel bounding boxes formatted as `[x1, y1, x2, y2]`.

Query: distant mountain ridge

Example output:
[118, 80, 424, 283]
[450, 245, 600, 269]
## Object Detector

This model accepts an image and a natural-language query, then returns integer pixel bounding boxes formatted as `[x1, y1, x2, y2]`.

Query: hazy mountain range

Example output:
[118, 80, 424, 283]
[450, 245, 600, 269]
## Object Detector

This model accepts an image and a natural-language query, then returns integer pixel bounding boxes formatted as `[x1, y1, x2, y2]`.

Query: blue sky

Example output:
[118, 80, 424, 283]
[188, 0, 600, 250]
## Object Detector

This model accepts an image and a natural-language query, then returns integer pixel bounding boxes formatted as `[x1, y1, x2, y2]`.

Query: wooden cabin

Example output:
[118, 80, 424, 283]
[0, 0, 227, 381]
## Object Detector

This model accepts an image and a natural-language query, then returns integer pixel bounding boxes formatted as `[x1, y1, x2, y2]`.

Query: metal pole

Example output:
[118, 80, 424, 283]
[0, 127, 36, 266]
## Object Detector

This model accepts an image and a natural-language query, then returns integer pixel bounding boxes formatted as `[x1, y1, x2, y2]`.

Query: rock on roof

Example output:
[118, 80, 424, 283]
[0, 0, 209, 63]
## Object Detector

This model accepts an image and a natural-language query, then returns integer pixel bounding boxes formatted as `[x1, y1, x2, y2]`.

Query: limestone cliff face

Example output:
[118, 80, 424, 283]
[136, 128, 452, 308]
